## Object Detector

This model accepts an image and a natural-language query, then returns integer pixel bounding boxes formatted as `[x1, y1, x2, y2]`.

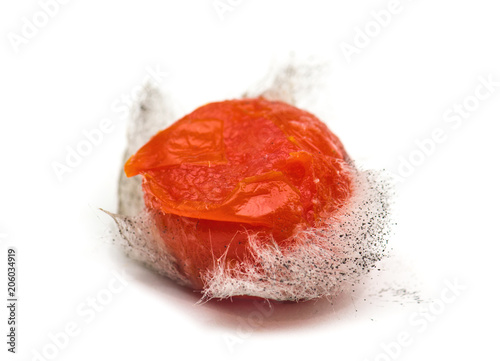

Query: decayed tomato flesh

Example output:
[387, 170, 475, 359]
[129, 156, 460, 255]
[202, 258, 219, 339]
[125, 98, 352, 288]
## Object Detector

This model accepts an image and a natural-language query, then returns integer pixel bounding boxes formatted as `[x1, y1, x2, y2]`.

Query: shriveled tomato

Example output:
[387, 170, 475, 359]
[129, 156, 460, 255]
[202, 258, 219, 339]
[125, 98, 352, 288]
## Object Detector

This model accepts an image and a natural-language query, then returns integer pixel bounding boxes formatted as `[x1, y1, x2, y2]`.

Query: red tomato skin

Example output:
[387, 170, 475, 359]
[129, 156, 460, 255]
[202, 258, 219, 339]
[125, 98, 352, 288]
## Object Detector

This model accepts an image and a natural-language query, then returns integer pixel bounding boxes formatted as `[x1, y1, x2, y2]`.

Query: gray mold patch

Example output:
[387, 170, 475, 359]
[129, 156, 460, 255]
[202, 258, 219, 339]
[107, 62, 400, 302]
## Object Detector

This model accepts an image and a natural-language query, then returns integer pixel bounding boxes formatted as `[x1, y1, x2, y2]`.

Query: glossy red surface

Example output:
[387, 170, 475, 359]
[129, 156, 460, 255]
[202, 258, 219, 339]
[125, 98, 352, 288]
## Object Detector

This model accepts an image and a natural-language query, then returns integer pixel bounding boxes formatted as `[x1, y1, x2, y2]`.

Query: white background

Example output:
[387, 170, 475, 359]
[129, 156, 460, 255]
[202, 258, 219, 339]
[1, 1, 499, 360]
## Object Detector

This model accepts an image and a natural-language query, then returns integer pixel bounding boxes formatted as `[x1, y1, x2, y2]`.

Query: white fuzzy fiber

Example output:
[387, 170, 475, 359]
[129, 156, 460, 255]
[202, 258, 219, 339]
[107, 62, 394, 302]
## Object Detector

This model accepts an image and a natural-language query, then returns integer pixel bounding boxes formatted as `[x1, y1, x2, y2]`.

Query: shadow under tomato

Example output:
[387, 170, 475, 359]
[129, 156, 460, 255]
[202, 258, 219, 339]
[120, 250, 358, 332]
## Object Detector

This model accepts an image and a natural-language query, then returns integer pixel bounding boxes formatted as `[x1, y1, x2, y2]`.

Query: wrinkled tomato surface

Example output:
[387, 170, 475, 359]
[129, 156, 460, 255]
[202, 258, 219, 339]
[125, 98, 352, 288]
